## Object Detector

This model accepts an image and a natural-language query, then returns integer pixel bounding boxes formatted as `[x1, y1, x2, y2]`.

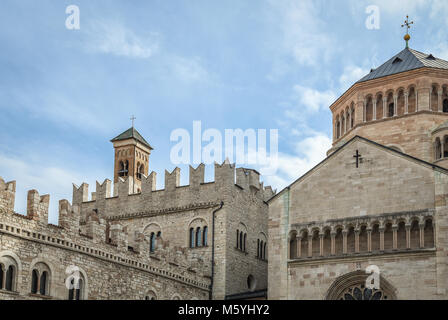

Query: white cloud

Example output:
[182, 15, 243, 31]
[84, 21, 159, 58]
[292, 85, 337, 113]
[262, 133, 332, 190]
[0, 153, 107, 224]
[170, 56, 210, 83]
[267, 0, 334, 68]
[339, 65, 369, 92]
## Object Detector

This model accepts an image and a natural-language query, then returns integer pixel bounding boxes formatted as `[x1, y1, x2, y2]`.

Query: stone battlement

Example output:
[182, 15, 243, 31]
[73, 161, 275, 215]
[0, 176, 210, 290]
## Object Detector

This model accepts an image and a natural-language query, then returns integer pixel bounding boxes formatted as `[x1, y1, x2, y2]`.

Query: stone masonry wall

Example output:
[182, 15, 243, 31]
[0, 179, 210, 300]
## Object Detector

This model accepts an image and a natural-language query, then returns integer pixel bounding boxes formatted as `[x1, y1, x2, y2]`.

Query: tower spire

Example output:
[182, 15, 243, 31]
[401, 15, 414, 48]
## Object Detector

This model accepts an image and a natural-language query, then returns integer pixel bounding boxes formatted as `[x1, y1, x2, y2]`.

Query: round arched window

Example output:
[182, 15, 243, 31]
[247, 275, 256, 292]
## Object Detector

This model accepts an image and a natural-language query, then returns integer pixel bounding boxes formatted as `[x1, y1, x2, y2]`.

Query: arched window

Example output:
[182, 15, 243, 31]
[75, 278, 83, 300]
[336, 120, 341, 139]
[435, 138, 442, 160]
[444, 99, 448, 113]
[260, 240, 264, 259]
[68, 274, 85, 300]
[247, 275, 256, 292]
[5, 265, 14, 291]
[196, 227, 202, 247]
[39, 271, 48, 295]
[424, 219, 434, 248]
[371, 224, 380, 251]
[350, 104, 355, 127]
[257, 239, 260, 258]
[31, 269, 39, 294]
[203, 226, 208, 246]
[31, 263, 51, 296]
[397, 222, 407, 249]
[301, 231, 309, 257]
[136, 162, 142, 180]
[119, 160, 129, 177]
[243, 233, 247, 252]
[359, 226, 368, 252]
[0, 255, 19, 292]
[190, 228, 195, 248]
[365, 97, 373, 122]
[263, 242, 267, 260]
[150, 232, 156, 253]
[145, 290, 157, 300]
[236, 229, 239, 249]
[388, 103, 394, 117]
[444, 137, 448, 158]
[239, 232, 243, 250]
[335, 228, 343, 255]
[0, 265, 3, 290]
[410, 220, 420, 249]
[323, 229, 331, 256]
[384, 223, 393, 250]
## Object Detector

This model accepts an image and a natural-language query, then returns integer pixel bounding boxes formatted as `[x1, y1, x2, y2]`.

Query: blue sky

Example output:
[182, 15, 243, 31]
[1, 0, 447, 223]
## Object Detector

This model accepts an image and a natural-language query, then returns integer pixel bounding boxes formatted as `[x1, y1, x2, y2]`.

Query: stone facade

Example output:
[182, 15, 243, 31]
[268, 47, 448, 300]
[0, 130, 273, 300]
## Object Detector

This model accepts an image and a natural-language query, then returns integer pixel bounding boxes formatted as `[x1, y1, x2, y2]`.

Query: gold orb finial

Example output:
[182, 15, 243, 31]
[401, 15, 414, 48]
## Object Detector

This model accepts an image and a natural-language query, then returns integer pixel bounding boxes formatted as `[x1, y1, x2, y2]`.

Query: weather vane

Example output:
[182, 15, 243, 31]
[401, 15, 414, 48]
[130, 115, 136, 128]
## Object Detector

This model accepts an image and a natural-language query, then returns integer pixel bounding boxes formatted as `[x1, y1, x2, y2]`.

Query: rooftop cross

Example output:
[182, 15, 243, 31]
[130, 115, 136, 128]
[401, 15, 414, 48]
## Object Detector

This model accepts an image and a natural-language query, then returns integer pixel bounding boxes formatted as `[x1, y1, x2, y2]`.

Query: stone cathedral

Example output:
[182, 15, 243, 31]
[268, 33, 448, 299]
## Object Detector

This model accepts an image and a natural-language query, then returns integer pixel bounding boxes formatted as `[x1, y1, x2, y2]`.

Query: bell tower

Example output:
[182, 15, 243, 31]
[110, 126, 153, 193]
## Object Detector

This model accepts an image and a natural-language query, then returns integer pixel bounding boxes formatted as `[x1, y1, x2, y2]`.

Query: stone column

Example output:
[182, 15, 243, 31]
[308, 235, 313, 257]
[348, 112, 352, 129]
[438, 89, 443, 112]
[405, 91, 409, 114]
[343, 230, 348, 254]
[355, 229, 360, 253]
[367, 229, 372, 252]
[363, 99, 367, 122]
[354, 99, 364, 126]
[392, 225, 398, 250]
[297, 236, 302, 258]
[319, 233, 324, 257]
[419, 223, 425, 248]
[405, 224, 411, 249]
[383, 97, 387, 118]
[393, 95, 398, 116]
[436, 137, 445, 159]
[379, 227, 385, 251]
[330, 232, 336, 256]
[373, 99, 377, 120]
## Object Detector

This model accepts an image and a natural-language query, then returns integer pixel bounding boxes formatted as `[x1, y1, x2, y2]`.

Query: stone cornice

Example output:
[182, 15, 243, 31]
[287, 248, 436, 266]
[106, 201, 221, 221]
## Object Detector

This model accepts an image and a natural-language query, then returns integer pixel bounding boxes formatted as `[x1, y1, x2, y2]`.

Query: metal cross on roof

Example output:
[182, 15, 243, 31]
[401, 15, 414, 34]
[130, 115, 136, 128]
[401, 15, 414, 48]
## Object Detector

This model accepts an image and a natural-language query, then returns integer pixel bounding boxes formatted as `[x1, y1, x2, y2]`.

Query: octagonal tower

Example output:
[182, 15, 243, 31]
[328, 46, 448, 168]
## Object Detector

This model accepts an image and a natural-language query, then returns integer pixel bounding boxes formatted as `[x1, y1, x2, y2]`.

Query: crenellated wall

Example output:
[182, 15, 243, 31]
[0, 176, 211, 300]
[0, 159, 273, 300]
[70, 161, 273, 299]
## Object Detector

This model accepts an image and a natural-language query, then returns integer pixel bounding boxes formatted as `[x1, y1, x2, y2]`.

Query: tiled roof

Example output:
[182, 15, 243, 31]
[110, 127, 153, 150]
[357, 48, 448, 83]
